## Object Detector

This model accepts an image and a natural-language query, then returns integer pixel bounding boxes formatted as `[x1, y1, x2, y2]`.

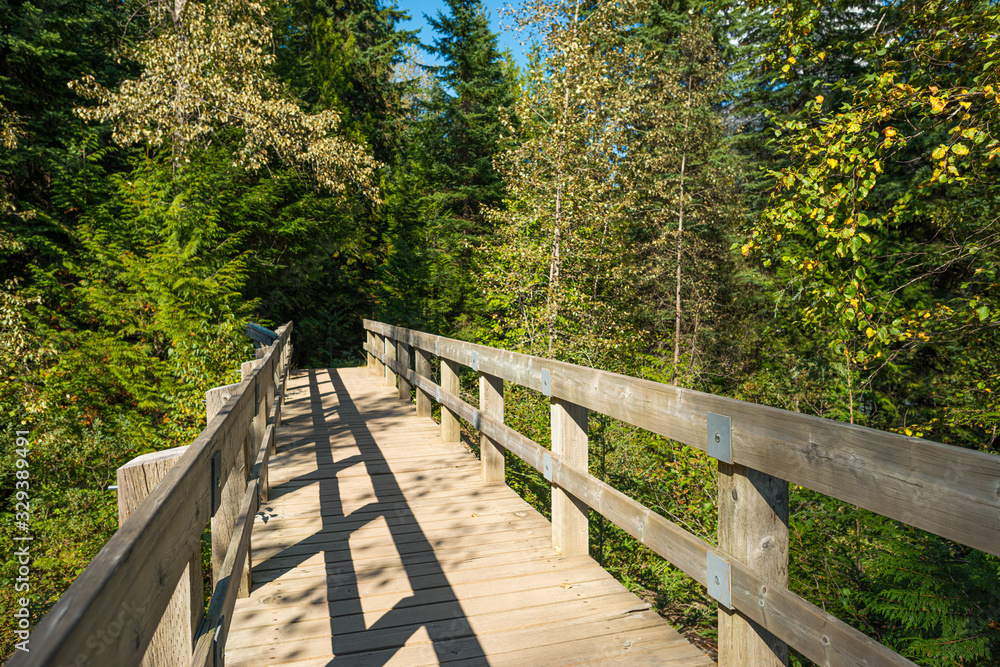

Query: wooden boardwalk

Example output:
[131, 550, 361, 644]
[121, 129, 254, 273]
[226, 366, 715, 666]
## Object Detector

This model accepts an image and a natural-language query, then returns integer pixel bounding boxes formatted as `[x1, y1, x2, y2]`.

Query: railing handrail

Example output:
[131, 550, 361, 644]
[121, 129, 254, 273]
[11, 322, 292, 667]
[364, 318, 1000, 667]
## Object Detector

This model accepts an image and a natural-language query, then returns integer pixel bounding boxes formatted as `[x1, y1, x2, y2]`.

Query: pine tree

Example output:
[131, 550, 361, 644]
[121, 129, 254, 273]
[416, 0, 514, 329]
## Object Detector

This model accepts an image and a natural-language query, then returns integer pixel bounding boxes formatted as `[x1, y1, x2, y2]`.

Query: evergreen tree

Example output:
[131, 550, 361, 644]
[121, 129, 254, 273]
[416, 0, 514, 330]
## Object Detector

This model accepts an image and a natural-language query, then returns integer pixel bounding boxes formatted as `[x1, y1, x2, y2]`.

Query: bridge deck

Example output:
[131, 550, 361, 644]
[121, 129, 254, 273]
[226, 366, 714, 666]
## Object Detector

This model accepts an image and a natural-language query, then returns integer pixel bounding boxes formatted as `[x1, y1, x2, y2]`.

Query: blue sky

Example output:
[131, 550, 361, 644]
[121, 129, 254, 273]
[397, 0, 530, 70]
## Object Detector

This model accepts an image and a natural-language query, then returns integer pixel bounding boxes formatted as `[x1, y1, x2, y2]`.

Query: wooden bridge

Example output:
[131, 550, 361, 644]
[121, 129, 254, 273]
[11, 320, 1000, 667]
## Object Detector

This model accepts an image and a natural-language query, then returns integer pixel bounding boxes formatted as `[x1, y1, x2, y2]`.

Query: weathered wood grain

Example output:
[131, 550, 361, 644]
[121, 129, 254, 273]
[191, 478, 260, 667]
[384, 332, 397, 388]
[365, 352, 917, 667]
[397, 338, 411, 401]
[479, 372, 505, 484]
[363, 320, 1000, 558]
[9, 323, 292, 667]
[226, 366, 712, 667]
[415, 346, 432, 418]
[440, 357, 461, 443]
[718, 463, 789, 667]
[551, 398, 588, 557]
[116, 447, 201, 667]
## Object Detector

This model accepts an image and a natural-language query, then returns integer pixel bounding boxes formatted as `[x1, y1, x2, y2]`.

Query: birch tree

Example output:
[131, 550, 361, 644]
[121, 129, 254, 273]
[69, 0, 380, 197]
[627, 17, 736, 384]
[486, 0, 646, 361]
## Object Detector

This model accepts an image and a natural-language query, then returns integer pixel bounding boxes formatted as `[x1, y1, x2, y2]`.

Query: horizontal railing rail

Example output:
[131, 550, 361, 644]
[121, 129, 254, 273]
[363, 318, 1000, 667]
[11, 323, 292, 667]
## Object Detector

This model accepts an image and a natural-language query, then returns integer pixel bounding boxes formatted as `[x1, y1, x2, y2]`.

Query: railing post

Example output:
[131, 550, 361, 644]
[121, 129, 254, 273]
[479, 373, 504, 484]
[374, 332, 385, 377]
[415, 346, 432, 418]
[551, 398, 589, 556]
[384, 333, 397, 388]
[116, 448, 201, 666]
[717, 462, 790, 667]
[366, 330, 375, 371]
[397, 338, 411, 401]
[208, 378, 253, 599]
[440, 358, 461, 443]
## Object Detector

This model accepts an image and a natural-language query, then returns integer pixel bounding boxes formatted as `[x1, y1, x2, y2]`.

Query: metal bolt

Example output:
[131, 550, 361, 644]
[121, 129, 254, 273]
[715, 432, 721, 443]
[714, 575, 721, 585]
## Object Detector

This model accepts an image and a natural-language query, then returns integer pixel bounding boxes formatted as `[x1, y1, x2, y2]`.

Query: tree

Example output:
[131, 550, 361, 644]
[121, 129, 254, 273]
[740, 1, 1000, 661]
[743, 0, 1000, 431]
[626, 15, 738, 383]
[70, 0, 380, 196]
[415, 0, 515, 329]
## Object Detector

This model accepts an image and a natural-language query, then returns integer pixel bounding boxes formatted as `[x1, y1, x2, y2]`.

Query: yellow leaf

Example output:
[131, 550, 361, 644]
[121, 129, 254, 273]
[953, 143, 969, 156]
[865, 327, 876, 338]
[827, 158, 838, 168]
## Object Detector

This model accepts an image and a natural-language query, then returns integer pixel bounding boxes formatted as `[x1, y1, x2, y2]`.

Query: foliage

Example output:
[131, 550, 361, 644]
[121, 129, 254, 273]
[70, 0, 380, 198]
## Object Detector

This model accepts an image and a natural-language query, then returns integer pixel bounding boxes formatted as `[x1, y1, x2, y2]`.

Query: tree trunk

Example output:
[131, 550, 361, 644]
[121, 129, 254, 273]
[670, 81, 693, 385]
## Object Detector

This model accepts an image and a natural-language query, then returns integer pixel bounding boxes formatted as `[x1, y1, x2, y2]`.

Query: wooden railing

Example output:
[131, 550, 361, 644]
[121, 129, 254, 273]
[363, 319, 1000, 667]
[10, 323, 293, 667]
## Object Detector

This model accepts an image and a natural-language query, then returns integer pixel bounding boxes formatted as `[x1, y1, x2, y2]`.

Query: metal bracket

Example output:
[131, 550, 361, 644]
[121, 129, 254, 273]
[543, 452, 553, 481]
[435, 340, 439, 356]
[541, 369, 551, 397]
[211, 451, 223, 515]
[435, 385, 441, 402]
[472, 410, 480, 430]
[706, 552, 732, 608]
[254, 379, 259, 416]
[471, 351, 479, 372]
[707, 412, 732, 464]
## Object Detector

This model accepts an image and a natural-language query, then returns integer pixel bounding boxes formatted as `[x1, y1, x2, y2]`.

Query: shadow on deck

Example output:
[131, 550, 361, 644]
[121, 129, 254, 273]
[225, 367, 714, 667]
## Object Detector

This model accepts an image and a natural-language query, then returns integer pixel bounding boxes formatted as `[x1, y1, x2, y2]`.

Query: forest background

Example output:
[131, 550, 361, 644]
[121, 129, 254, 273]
[1, 0, 998, 663]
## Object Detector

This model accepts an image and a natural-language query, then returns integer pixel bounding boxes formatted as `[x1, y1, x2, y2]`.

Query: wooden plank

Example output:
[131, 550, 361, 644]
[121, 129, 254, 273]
[479, 372, 504, 484]
[192, 478, 260, 666]
[364, 321, 1000, 557]
[206, 383, 241, 423]
[397, 339, 411, 401]
[250, 514, 550, 560]
[718, 463, 789, 666]
[226, 594, 687, 666]
[440, 358, 461, 443]
[415, 346, 432, 417]
[551, 398, 588, 556]
[251, 523, 553, 566]
[231, 572, 628, 640]
[250, 541, 560, 588]
[384, 332, 397, 388]
[374, 332, 385, 377]
[116, 447, 201, 667]
[239, 551, 590, 607]
[366, 330, 374, 370]
[425, 392, 916, 667]
[9, 323, 291, 667]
